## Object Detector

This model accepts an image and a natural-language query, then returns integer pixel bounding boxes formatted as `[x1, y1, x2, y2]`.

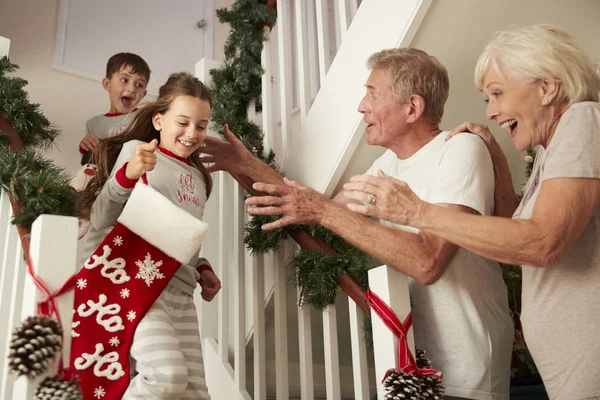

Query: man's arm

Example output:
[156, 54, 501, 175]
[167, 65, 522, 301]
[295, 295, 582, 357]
[322, 200, 476, 284]
[201, 124, 284, 189]
[247, 179, 474, 285]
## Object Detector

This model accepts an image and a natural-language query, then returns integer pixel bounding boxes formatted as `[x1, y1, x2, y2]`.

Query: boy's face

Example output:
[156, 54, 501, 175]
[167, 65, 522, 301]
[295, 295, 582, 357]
[102, 65, 148, 114]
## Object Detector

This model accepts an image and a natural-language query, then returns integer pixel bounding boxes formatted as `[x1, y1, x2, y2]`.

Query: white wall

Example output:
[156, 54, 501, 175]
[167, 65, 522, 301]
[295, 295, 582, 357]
[0, 0, 234, 174]
[336, 0, 600, 193]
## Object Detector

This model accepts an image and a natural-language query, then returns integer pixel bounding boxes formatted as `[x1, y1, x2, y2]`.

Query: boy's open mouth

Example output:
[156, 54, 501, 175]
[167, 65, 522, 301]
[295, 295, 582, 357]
[120, 95, 134, 109]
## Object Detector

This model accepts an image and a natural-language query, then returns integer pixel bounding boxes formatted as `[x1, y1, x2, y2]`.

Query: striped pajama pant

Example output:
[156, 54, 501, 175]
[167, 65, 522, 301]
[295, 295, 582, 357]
[122, 285, 210, 399]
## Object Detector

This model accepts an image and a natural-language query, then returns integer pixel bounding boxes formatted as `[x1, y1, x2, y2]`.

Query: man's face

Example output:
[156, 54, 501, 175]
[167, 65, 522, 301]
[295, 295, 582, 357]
[358, 68, 407, 148]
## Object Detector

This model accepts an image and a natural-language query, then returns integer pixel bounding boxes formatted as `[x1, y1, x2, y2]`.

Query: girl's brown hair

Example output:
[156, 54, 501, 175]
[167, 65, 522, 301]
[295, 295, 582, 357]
[80, 72, 213, 215]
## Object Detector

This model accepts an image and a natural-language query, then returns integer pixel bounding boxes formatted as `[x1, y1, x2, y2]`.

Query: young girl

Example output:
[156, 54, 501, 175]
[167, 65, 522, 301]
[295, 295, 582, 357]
[79, 72, 220, 399]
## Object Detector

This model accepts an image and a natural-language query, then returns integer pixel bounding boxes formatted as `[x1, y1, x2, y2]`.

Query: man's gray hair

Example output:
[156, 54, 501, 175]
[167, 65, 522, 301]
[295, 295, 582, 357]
[367, 48, 450, 124]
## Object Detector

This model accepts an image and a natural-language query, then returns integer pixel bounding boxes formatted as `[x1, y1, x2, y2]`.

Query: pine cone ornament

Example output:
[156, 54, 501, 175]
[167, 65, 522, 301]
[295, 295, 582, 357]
[415, 349, 433, 370]
[7, 316, 63, 379]
[382, 351, 445, 400]
[383, 369, 423, 399]
[35, 376, 81, 400]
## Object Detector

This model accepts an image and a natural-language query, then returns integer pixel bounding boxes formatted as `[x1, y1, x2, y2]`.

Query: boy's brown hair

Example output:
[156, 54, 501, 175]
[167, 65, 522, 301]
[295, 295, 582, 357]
[106, 52, 151, 82]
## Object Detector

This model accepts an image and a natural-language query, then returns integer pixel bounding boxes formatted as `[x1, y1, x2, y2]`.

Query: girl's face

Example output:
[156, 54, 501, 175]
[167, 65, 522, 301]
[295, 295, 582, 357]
[152, 95, 211, 158]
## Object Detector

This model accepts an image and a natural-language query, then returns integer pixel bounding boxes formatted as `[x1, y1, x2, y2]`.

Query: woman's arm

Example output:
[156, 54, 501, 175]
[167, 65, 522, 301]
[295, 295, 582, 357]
[345, 174, 600, 267]
[448, 122, 520, 218]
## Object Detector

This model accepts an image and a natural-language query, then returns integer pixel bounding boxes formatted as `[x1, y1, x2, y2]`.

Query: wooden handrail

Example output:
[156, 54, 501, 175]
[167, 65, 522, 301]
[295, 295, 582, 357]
[232, 172, 369, 314]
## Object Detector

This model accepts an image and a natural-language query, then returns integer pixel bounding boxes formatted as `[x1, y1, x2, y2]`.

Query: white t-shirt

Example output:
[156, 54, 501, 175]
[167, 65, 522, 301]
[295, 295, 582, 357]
[367, 131, 513, 400]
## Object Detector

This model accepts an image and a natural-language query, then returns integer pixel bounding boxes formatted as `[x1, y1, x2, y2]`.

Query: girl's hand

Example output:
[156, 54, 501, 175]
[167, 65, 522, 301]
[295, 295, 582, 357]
[200, 270, 221, 302]
[125, 139, 158, 180]
[343, 171, 427, 226]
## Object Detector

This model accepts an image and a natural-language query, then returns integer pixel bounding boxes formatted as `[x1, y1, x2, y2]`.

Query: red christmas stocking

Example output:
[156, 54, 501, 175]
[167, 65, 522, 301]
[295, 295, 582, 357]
[70, 182, 208, 400]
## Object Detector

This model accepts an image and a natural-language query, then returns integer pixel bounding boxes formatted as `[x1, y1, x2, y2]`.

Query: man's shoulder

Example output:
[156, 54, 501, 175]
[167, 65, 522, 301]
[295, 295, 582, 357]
[439, 131, 489, 161]
[442, 131, 486, 149]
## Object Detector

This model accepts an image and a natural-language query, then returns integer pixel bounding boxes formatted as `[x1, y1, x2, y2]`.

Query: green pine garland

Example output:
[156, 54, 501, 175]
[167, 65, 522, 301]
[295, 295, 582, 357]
[0, 57, 60, 149]
[0, 56, 78, 230]
[209, 0, 372, 311]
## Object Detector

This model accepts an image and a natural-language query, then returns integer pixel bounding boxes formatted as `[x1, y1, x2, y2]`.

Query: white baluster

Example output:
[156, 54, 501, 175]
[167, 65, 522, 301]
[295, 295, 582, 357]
[323, 304, 341, 400]
[336, 0, 350, 40]
[315, 0, 331, 84]
[349, 300, 370, 400]
[276, 0, 294, 167]
[297, 286, 314, 400]
[252, 253, 267, 400]
[369, 266, 413, 399]
[274, 240, 290, 399]
[217, 172, 231, 361]
[233, 181, 246, 390]
[12, 215, 78, 399]
[294, 0, 312, 119]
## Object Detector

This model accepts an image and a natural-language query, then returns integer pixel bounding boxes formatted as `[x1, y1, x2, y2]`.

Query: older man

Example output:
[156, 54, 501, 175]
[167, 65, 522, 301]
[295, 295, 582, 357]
[203, 48, 512, 400]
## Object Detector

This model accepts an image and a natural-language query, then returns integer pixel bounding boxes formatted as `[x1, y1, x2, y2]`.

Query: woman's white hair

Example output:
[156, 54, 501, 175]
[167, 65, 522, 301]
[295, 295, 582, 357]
[475, 24, 600, 106]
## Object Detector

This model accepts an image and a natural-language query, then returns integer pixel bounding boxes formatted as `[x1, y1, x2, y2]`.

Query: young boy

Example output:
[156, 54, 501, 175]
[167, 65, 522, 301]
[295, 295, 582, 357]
[74, 52, 150, 238]
[79, 52, 151, 164]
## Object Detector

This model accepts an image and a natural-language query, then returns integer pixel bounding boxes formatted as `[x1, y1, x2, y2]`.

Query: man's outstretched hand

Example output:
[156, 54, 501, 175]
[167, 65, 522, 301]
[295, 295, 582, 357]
[200, 124, 253, 174]
[246, 177, 328, 230]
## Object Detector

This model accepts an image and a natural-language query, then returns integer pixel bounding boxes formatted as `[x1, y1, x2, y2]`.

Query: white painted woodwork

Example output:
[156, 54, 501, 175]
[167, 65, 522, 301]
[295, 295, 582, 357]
[274, 241, 290, 399]
[0, 36, 10, 57]
[297, 287, 314, 400]
[336, 0, 350, 41]
[204, 338, 253, 400]
[217, 171, 230, 362]
[368, 266, 414, 400]
[53, 0, 212, 94]
[233, 182, 246, 390]
[0, 192, 23, 400]
[315, 0, 331, 84]
[286, 0, 433, 196]
[252, 254, 267, 400]
[0, 233, 25, 400]
[294, 0, 312, 120]
[261, 27, 275, 153]
[349, 300, 370, 400]
[276, 0, 294, 166]
[323, 305, 341, 400]
[11, 216, 78, 399]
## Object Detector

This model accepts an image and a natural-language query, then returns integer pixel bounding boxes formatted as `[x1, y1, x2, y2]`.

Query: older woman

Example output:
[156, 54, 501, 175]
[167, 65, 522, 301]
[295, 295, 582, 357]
[343, 24, 600, 399]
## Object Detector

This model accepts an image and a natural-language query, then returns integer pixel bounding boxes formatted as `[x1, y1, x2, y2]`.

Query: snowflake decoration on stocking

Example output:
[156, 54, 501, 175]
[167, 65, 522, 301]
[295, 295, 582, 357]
[127, 311, 136, 321]
[109, 336, 120, 347]
[120, 288, 130, 299]
[113, 236, 123, 246]
[76, 278, 87, 289]
[94, 386, 105, 398]
[135, 253, 165, 286]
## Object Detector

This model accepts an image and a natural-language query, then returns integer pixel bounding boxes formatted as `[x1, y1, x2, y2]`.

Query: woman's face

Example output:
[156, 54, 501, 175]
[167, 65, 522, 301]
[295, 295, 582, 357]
[481, 67, 551, 151]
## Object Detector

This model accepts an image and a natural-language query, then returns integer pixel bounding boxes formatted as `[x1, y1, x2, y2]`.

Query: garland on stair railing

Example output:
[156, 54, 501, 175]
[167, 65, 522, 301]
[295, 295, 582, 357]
[0, 56, 79, 230]
[0, 56, 81, 396]
[208, 0, 373, 312]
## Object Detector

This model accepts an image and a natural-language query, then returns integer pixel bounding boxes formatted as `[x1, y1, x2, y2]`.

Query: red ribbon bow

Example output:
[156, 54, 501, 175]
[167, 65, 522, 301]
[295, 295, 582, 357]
[365, 288, 442, 380]
[26, 255, 77, 375]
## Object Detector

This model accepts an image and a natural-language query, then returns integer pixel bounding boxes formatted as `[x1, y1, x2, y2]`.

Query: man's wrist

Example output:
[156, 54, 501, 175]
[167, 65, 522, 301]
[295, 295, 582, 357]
[320, 199, 341, 229]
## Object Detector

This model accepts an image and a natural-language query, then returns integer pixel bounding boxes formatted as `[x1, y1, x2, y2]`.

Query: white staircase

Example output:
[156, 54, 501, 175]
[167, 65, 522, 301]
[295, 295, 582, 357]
[0, 0, 430, 396]
[196, 1, 430, 399]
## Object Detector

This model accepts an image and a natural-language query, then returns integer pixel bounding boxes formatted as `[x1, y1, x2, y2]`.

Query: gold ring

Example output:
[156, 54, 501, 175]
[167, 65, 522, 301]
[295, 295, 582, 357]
[368, 194, 376, 205]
